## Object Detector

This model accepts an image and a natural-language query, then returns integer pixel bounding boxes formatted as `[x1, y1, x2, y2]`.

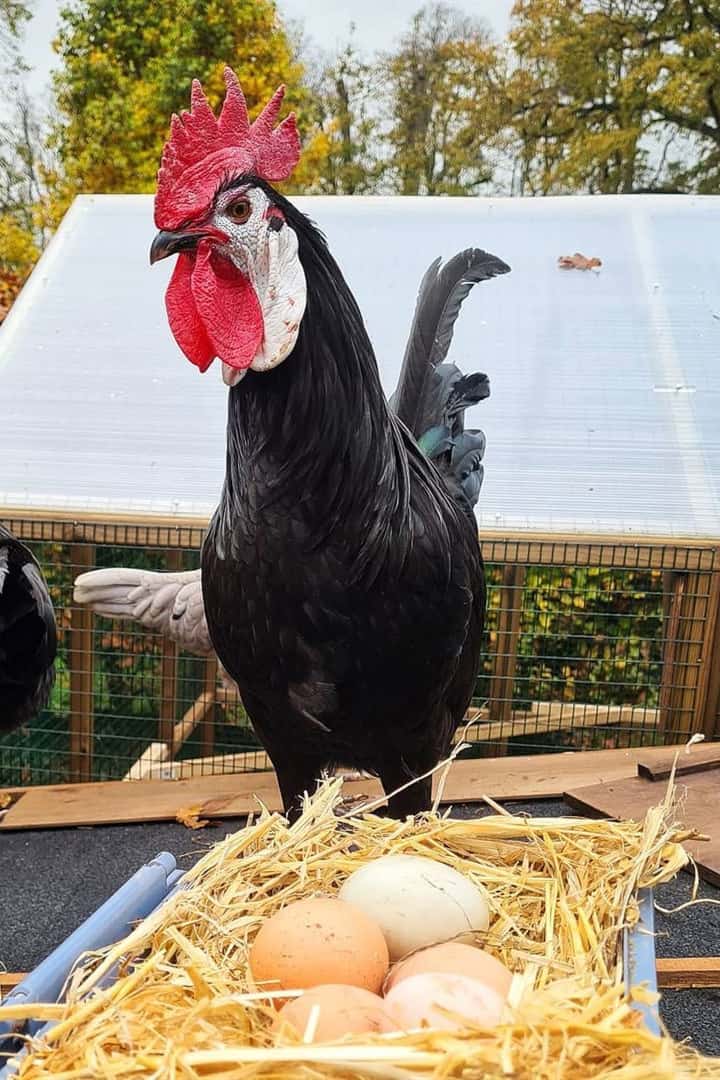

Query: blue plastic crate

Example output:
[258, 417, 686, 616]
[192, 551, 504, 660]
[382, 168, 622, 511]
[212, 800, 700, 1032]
[0, 852, 183, 1077]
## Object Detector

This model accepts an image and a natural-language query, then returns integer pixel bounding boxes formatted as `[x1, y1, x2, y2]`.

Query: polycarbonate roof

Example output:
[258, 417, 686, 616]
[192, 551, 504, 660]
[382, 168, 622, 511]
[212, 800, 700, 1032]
[0, 192, 718, 536]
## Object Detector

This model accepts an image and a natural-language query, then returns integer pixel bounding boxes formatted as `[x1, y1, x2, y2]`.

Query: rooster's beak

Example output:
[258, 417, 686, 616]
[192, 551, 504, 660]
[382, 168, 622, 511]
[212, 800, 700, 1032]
[149, 229, 200, 265]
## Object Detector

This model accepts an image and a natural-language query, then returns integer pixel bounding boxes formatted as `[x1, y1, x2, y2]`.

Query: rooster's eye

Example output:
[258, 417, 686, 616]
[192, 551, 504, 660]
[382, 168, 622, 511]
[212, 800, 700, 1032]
[226, 197, 251, 224]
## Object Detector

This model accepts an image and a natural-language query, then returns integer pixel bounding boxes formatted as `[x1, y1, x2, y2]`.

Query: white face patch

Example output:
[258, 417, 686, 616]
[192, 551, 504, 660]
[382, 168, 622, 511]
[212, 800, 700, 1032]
[213, 186, 307, 376]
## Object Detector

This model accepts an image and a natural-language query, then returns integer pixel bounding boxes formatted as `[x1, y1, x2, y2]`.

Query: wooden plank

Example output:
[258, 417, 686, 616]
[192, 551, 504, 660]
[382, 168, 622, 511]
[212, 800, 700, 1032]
[1, 743, 709, 831]
[69, 543, 95, 783]
[656, 958, 720, 989]
[0, 973, 26, 993]
[637, 746, 720, 782]
[565, 771, 720, 887]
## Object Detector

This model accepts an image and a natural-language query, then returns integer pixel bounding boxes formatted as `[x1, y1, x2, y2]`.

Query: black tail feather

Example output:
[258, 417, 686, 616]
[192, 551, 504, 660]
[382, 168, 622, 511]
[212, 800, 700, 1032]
[390, 248, 510, 512]
[390, 247, 510, 439]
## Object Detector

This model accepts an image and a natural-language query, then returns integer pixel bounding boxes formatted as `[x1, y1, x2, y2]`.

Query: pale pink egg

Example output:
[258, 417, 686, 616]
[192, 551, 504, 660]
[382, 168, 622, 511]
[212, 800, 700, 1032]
[384, 971, 506, 1032]
[385, 942, 512, 999]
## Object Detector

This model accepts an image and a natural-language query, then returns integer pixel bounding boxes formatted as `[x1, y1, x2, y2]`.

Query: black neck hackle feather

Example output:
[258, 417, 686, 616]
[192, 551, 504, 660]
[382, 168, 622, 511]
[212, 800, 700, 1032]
[217, 181, 428, 585]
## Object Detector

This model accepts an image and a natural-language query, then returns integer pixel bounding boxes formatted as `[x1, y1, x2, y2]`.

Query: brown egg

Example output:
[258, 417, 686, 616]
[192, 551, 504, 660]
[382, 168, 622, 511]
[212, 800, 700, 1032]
[385, 942, 512, 999]
[275, 984, 395, 1042]
[249, 898, 389, 995]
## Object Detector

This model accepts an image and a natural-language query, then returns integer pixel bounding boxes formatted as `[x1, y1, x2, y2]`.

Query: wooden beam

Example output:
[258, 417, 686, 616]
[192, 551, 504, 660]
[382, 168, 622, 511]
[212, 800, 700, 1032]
[135, 700, 660, 781]
[123, 742, 171, 781]
[122, 691, 217, 781]
[3, 509, 718, 570]
[696, 571, 720, 737]
[660, 572, 714, 741]
[3, 961, 719, 992]
[4, 743, 715, 831]
[201, 656, 217, 759]
[461, 700, 659, 747]
[701, 575, 720, 739]
[69, 542, 95, 783]
[172, 690, 214, 748]
[488, 565, 526, 747]
[656, 958, 720, 989]
[158, 549, 182, 750]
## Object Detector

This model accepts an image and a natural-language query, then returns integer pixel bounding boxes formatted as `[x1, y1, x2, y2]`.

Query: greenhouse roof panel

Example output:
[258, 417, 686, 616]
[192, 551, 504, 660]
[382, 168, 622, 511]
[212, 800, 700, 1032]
[0, 193, 718, 537]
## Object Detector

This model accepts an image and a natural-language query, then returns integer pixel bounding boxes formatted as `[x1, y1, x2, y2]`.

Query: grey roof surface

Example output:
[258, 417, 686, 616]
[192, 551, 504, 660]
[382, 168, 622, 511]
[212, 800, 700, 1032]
[1, 193, 718, 536]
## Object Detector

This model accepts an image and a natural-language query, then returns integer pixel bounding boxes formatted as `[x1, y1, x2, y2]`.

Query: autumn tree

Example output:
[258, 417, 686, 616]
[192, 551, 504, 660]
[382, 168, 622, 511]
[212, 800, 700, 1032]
[0, 0, 27, 61]
[50, 0, 322, 203]
[298, 37, 382, 195]
[506, 0, 720, 195]
[0, 0, 41, 319]
[381, 3, 505, 195]
[641, 1, 720, 192]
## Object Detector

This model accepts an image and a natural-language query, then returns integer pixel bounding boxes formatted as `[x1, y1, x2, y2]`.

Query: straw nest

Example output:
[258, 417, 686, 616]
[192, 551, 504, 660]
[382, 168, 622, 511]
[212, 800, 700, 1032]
[4, 777, 720, 1079]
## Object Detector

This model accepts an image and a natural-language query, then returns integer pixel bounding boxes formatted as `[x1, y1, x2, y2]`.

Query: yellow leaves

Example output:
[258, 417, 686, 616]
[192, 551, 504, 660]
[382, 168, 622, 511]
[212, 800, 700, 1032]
[176, 804, 210, 830]
[51, 0, 311, 197]
[0, 215, 38, 273]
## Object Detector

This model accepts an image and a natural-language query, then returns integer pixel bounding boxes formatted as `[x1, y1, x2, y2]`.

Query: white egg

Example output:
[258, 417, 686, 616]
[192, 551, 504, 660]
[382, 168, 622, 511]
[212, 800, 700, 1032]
[338, 855, 490, 961]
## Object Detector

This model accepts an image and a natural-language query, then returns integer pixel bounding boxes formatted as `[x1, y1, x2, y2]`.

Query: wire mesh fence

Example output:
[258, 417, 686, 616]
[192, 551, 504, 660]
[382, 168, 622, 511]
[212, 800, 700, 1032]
[1, 516, 719, 787]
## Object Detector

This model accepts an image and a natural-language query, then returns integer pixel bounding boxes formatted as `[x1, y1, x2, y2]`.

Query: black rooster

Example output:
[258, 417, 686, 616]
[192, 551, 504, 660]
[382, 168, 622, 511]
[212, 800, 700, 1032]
[0, 525, 57, 733]
[201, 206, 507, 820]
[149, 72, 510, 819]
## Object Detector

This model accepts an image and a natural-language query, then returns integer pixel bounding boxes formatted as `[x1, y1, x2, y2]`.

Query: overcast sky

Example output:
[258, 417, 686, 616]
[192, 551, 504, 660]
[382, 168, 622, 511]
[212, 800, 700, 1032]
[18, 0, 515, 103]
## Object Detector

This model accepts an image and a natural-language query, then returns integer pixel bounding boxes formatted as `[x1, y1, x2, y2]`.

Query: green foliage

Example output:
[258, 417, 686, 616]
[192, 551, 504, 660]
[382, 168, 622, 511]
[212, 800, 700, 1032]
[381, 3, 504, 195]
[296, 38, 382, 195]
[51, 0, 310, 198]
[513, 565, 663, 708]
[506, 0, 720, 195]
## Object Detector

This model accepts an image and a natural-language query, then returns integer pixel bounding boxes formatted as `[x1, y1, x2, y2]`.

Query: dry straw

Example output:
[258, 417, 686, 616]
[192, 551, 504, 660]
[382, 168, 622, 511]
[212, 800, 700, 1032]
[3, 776, 720, 1078]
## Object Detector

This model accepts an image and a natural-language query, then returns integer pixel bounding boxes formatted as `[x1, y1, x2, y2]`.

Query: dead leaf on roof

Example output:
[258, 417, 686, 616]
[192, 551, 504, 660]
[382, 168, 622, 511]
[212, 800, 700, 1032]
[558, 252, 602, 271]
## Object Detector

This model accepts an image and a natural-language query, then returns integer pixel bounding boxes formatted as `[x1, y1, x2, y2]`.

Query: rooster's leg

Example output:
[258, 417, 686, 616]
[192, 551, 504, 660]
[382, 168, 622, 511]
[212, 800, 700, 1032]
[272, 752, 330, 824]
[377, 761, 433, 820]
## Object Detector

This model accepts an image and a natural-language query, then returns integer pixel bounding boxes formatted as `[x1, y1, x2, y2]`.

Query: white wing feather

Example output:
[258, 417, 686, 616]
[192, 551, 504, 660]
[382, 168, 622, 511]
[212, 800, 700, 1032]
[73, 567, 212, 655]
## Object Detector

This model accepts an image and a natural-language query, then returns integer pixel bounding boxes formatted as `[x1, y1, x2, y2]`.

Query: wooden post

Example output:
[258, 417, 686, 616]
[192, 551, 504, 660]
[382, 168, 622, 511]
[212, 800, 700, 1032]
[700, 573, 720, 738]
[659, 572, 715, 740]
[158, 549, 182, 754]
[487, 565, 526, 755]
[201, 655, 218, 759]
[69, 542, 96, 783]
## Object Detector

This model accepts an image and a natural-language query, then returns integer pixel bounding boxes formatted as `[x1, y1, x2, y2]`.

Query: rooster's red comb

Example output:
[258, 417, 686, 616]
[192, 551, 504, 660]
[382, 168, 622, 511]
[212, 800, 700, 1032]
[154, 68, 301, 230]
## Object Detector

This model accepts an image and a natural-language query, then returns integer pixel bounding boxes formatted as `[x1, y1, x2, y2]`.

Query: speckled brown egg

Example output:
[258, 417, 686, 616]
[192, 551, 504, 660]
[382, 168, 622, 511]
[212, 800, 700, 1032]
[249, 898, 390, 995]
[275, 985, 395, 1042]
